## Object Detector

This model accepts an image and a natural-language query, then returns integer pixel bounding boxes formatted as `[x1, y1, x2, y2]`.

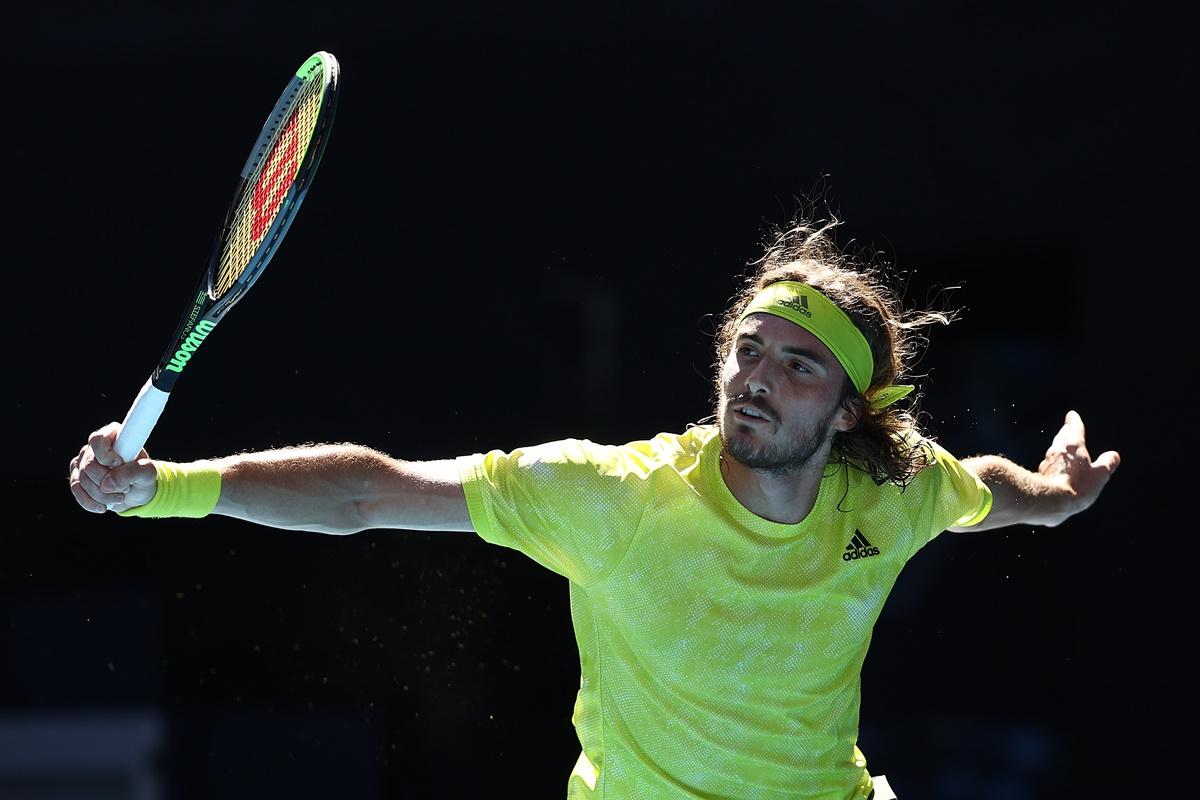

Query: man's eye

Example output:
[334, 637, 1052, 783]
[790, 362, 811, 373]
[738, 346, 757, 356]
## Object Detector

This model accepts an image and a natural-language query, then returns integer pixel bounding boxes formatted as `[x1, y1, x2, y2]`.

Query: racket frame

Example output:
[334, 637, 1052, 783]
[112, 52, 340, 463]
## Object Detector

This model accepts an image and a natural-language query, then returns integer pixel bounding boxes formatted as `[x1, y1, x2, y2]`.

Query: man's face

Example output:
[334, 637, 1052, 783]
[717, 313, 856, 473]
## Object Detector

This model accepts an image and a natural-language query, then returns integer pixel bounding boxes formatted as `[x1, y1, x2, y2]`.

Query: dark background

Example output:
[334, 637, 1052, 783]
[6, 2, 1191, 798]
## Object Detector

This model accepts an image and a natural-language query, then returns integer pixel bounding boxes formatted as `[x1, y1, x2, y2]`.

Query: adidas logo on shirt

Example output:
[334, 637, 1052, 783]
[843, 529, 881, 561]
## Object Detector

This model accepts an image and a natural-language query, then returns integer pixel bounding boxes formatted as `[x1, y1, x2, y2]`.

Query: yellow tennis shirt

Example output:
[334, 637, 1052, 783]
[457, 424, 991, 800]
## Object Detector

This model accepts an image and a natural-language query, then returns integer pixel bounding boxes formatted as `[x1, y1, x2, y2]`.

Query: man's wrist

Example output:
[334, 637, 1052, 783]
[119, 461, 221, 518]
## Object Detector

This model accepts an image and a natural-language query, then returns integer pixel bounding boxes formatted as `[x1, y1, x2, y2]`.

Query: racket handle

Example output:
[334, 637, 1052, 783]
[113, 378, 171, 463]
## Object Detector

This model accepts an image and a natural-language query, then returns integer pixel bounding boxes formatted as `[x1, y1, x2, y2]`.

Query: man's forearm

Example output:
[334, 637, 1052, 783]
[206, 443, 472, 534]
[956, 455, 1071, 531]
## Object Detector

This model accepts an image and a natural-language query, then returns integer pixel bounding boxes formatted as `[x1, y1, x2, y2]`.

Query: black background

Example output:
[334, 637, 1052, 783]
[6, 2, 1191, 798]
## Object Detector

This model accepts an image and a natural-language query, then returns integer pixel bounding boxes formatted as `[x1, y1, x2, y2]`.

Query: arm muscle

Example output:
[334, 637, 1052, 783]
[212, 445, 473, 534]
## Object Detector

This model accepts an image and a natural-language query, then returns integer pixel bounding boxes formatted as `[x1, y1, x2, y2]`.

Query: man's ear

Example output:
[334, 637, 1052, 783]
[833, 396, 865, 433]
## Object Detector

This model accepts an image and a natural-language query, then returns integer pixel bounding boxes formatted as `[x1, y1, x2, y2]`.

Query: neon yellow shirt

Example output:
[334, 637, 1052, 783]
[457, 424, 991, 800]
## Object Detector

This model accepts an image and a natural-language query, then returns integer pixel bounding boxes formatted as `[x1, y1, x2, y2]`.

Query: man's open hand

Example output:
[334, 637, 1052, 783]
[1037, 410, 1120, 520]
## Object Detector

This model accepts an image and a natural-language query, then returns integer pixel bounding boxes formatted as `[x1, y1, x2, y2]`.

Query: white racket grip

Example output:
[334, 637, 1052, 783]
[113, 378, 171, 463]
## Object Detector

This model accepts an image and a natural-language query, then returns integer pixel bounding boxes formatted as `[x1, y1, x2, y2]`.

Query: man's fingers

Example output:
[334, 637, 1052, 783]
[70, 481, 108, 514]
[1094, 450, 1121, 474]
[100, 459, 157, 493]
[81, 456, 111, 492]
[70, 423, 139, 515]
[79, 470, 124, 507]
[89, 422, 123, 468]
[1050, 410, 1086, 452]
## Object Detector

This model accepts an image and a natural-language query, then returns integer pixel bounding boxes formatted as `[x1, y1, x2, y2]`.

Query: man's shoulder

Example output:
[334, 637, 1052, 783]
[599, 424, 716, 476]
[632, 424, 718, 455]
[831, 430, 941, 497]
[483, 425, 715, 480]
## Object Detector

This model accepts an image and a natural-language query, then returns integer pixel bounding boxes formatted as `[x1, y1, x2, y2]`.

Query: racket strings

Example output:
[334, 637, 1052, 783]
[214, 74, 325, 299]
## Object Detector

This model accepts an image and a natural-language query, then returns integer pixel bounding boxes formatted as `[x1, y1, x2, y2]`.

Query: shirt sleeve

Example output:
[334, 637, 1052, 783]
[456, 438, 650, 587]
[906, 438, 993, 556]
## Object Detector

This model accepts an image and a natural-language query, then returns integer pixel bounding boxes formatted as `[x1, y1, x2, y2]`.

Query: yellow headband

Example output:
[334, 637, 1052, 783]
[737, 281, 914, 410]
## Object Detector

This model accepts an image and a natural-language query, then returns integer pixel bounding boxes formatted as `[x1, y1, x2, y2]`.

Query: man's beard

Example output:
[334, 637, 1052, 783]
[718, 397, 836, 475]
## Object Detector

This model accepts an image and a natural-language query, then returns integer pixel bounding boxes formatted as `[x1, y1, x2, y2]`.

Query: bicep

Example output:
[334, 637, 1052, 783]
[359, 458, 475, 533]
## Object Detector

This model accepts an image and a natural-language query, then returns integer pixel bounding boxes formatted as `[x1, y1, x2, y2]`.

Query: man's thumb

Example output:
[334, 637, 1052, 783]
[101, 460, 157, 493]
[1095, 450, 1121, 474]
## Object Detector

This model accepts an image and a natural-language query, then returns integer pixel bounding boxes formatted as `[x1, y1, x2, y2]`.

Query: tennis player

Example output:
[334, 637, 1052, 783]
[69, 218, 1119, 799]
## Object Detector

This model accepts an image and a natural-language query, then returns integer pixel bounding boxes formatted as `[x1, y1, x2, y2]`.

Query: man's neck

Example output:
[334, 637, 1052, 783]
[718, 445, 831, 525]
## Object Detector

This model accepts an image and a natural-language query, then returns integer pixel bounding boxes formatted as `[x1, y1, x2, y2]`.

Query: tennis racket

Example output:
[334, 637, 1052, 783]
[112, 51, 340, 463]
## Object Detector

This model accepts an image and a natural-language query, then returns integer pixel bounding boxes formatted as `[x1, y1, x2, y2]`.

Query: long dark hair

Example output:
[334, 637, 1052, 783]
[712, 216, 959, 486]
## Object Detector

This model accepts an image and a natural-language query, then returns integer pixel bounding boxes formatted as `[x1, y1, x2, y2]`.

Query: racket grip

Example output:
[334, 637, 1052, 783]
[113, 378, 171, 463]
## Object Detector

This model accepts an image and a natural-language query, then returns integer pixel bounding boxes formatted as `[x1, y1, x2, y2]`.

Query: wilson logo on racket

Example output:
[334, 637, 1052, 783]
[164, 320, 217, 373]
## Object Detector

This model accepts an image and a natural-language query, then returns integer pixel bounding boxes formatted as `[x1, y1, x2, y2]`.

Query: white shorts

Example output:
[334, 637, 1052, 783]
[868, 775, 897, 800]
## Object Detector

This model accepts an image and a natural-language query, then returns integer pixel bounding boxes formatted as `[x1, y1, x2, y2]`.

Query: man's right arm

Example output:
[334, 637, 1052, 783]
[68, 422, 474, 535]
[212, 445, 473, 534]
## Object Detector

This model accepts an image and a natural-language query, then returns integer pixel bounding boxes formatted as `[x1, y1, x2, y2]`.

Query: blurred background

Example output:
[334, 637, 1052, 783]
[7, 1, 1190, 797]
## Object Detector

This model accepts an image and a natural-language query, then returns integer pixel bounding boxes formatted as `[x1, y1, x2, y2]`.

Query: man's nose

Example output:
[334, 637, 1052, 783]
[744, 357, 774, 395]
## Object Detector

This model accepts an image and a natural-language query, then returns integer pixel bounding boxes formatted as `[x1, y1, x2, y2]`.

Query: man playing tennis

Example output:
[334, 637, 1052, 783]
[69, 219, 1119, 800]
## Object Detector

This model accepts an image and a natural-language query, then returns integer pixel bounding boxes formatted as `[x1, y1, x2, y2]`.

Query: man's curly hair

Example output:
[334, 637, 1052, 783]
[712, 215, 958, 487]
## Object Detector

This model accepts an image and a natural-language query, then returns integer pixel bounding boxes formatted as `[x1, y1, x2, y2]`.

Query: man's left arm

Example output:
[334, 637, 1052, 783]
[949, 410, 1121, 532]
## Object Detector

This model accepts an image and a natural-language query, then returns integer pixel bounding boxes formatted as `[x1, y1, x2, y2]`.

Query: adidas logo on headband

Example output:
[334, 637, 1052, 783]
[776, 295, 812, 318]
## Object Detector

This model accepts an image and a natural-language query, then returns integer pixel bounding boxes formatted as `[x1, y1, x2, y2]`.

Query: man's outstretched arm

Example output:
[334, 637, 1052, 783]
[949, 410, 1120, 532]
[68, 421, 474, 535]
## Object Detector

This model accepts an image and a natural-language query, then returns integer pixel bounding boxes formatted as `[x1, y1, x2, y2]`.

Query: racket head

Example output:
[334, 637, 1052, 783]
[206, 51, 340, 316]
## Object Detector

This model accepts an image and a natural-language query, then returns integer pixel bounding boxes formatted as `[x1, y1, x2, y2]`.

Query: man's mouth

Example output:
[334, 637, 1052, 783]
[733, 404, 771, 424]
